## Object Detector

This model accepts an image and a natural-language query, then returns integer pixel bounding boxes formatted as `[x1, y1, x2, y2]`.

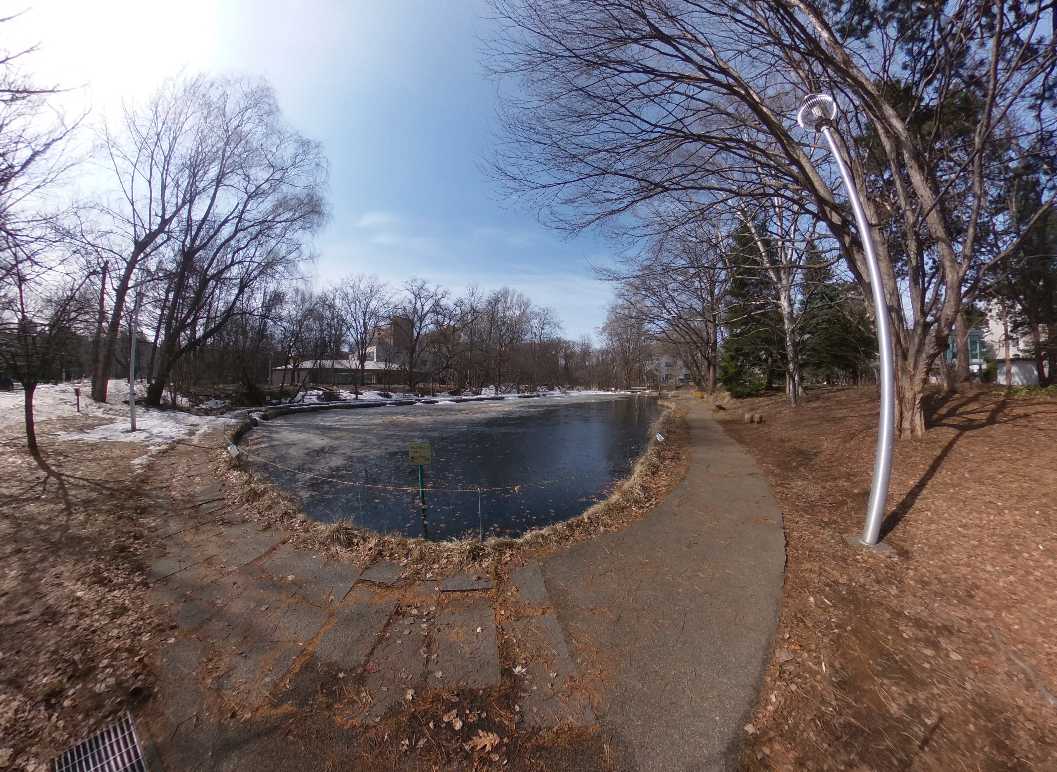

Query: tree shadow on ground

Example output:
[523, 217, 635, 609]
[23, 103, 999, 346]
[881, 392, 1009, 539]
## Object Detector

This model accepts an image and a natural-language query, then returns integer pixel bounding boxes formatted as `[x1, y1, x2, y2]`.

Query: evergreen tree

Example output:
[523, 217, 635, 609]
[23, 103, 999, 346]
[719, 226, 784, 397]
[799, 264, 877, 386]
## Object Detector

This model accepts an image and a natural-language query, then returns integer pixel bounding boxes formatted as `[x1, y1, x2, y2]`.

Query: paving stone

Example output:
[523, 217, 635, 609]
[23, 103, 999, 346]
[441, 571, 493, 592]
[174, 596, 215, 630]
[427, 596, 499, 690]
[314, 589, 396, 669]
[257, 546, 362, 606]
[218, 640, 300, 707]
[360, 611, 430, 722]
[359, 560, 403, 586]
[510, 612, 595, 728]
[512, 562, 550, 606]
[155, 637, 207, 724]
[213, 525, 285, 571]
[192, 498, 227, 516]
[193, 482, 224, 502]
[280, 589, 398, 707]
[272, 599, 329, 645]
[213, 585, 283, 643]
[147, 551, 199, 581]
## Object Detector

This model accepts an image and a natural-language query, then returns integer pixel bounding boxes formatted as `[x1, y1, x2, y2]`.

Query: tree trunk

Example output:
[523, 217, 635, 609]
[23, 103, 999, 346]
[954, 311, 972, 386]
[1002, 304, 1013, 388]
[146, 378, 166, 407]
[89, 262, 108, 398]
[91, 254, 140, 403]
[894, 358, 928, 439]
[24, 383, 39, 457]
[779, 289, 802, 406]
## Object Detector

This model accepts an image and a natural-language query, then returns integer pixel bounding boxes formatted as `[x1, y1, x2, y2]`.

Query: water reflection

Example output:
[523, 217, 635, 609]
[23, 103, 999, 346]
[244, 395, 660, 540]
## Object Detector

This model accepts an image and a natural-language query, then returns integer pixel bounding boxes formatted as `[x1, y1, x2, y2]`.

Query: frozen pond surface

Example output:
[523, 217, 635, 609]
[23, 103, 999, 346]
[243, 394, 661, 540]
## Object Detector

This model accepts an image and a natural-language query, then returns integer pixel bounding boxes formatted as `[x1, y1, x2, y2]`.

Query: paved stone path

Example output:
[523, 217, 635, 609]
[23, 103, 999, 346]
[136, 400, 783, 771]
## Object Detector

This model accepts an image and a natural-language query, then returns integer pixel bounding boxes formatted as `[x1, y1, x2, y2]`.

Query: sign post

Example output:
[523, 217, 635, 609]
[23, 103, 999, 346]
[408, 441, 432, 510]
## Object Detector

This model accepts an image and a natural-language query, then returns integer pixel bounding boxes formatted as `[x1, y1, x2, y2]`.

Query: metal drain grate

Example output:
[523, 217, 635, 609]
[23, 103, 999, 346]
[52, 711, 147, 772]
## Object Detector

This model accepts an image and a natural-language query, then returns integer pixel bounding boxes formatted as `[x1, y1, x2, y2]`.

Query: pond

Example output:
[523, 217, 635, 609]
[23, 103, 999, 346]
[241, 394, 661, 541]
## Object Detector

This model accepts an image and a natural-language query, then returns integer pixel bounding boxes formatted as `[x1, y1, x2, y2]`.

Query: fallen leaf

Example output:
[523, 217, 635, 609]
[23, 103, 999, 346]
[464, 730, 501, 753]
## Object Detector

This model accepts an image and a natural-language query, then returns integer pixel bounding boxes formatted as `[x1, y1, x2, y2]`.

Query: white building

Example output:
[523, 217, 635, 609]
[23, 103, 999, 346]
[982, 301, 1050, 386]
[645, 355, 690, 387]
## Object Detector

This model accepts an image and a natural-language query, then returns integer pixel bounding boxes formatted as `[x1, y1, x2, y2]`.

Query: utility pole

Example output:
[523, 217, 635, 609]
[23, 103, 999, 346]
[797, 94, 895, 547]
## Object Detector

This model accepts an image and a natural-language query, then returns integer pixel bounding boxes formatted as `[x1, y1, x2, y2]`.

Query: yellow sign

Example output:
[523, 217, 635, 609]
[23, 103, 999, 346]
[408, 441, 432, 465]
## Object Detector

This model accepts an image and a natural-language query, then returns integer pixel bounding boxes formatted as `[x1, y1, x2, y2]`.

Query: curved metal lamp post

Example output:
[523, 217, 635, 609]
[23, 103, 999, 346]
[797, 94, 894, 546]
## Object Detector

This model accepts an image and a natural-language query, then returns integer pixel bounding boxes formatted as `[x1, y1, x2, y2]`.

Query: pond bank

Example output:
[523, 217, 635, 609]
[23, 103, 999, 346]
[222, 397, 687, 576]
[237, 394, 664, 540]
[135, 396, 784, 770]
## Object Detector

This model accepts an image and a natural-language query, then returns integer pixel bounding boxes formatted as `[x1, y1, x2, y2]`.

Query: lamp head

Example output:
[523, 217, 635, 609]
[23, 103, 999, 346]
[797, 93, 837, 131]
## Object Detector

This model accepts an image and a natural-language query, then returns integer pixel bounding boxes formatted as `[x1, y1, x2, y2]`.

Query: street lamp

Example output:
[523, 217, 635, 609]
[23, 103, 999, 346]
[797, 93, 894, 547]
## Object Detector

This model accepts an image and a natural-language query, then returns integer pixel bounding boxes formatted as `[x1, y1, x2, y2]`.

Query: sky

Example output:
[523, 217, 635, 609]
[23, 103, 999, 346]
[7, 0, 617, 340]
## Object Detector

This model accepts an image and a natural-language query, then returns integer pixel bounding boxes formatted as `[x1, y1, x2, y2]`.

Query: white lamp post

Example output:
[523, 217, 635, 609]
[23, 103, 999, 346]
[797, 93, 894, 547]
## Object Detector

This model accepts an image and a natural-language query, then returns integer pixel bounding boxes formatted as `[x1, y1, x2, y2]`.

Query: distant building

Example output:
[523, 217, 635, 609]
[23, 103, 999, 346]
[981, 301, 1051, 385]
[269, 357, 410, 387]
[271, 316, 417, 387]
[645, 355, 690, 387]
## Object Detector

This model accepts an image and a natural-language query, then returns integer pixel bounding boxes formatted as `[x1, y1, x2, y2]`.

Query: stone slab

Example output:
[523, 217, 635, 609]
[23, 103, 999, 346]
[211, 585, 283, 644]
[257, 546, 361, 606]
[510, 613, 594, 728]
[315, 589, 396, 669]
[155, 637, 207, 725]
[359, 560, 403, 586]
[511, 562, 549, 606]
[272, 599, 329, 646]
[440, 571, 493, 592]
[147, 551, 201, 582]
[213, 525, 285, 571]
[427, 596, 499, 690]
[218, 640, 301, 708]
[359, 611, 430, 722]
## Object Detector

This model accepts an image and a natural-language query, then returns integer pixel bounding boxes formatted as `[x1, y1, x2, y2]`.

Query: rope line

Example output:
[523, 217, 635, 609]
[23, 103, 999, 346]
[239, 448, 558, 494]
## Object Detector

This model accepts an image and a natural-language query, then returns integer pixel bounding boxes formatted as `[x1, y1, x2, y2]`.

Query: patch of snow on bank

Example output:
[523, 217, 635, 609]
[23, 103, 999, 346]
[1, 380, 234, 469]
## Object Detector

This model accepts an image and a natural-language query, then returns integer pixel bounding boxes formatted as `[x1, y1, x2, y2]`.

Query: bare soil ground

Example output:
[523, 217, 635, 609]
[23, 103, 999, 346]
[0, 416, 164, 770]
[720, 386, 1057, 770]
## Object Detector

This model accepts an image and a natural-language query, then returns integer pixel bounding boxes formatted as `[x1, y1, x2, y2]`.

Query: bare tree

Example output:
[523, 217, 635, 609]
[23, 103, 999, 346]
[125, 76, 327, 406]
[0, 15, 86, 458]
[336, 274, 391, 395]
[481, 287, 532, 393]
[0, 251, 94, 458]
[396, 278, 445, 394]
[527, 305, 560, 388]
[601, 304, 650, 389]
[490, 0, 1057, 436]
[84, 78, 205, 403]
[603, 214, 731, 392]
